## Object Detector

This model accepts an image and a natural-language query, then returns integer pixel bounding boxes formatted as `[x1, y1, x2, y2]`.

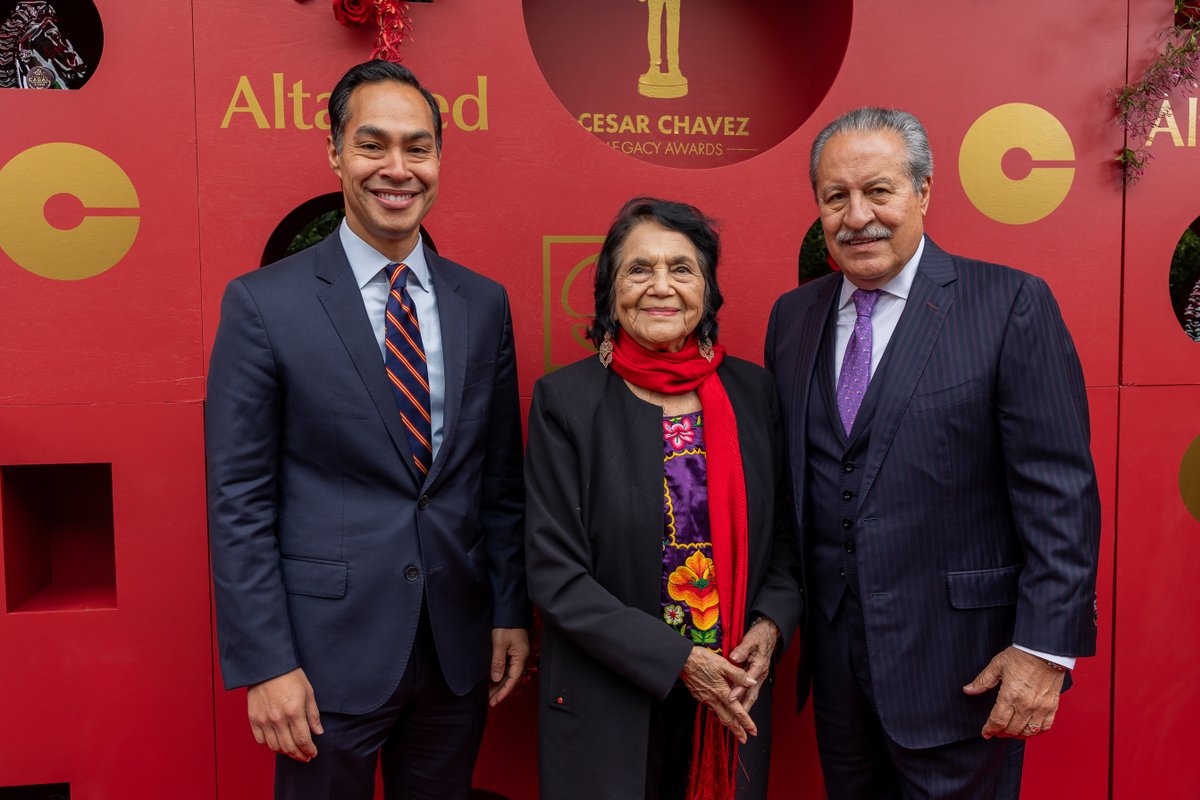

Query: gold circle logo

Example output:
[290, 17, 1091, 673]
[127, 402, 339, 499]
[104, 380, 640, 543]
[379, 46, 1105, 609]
[1181, 434, 1200, 523]
[958, 103, 1074, 225]
[0, 143, 140, 280]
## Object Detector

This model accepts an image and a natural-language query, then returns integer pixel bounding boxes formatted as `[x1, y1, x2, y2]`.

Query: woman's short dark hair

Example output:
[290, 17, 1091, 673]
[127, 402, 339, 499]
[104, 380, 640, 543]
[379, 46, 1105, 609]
[588, 197, 723, 346]
[328, 60, 443, 154]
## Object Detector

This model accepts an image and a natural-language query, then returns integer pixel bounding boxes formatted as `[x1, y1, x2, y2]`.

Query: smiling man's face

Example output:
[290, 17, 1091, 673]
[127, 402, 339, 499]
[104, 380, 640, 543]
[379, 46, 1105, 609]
[815, 129, 930, 290]
[328, 80, 440, 261]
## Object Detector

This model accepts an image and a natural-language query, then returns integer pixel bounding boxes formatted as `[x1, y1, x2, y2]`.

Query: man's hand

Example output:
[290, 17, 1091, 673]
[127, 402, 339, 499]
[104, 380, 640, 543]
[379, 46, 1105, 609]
[247, 668, 323, 762]
[680, 647, 758, 744]
[728, 617, 780, 713]
[488, 627, 530, 707]
[963, 646, 1066, 739]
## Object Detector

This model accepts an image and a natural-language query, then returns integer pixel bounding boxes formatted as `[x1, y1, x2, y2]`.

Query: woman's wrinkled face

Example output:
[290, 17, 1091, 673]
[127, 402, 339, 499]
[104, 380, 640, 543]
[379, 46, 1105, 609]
[612, 221, 707, 352]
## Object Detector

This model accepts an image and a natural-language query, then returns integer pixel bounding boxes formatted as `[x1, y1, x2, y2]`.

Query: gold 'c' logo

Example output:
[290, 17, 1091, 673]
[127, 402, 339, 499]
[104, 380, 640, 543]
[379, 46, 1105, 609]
[958, 103, 1074, 225]
[0, 143, 140, 280]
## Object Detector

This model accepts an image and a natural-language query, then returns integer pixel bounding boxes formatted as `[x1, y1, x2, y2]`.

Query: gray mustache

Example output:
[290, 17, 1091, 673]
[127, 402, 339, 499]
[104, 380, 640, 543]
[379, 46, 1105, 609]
[836, 225, 893, 243]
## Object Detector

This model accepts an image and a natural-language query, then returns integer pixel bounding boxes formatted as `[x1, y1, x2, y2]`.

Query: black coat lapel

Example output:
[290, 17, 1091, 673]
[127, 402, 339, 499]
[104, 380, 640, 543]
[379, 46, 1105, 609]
[313, 235, 420, 482]
[790, 275, 842, 523]
[857, 240, 957, 505]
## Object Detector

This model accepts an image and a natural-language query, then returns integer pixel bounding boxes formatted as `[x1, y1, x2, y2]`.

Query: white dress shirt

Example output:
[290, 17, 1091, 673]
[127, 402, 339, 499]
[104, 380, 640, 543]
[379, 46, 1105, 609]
[831, 235, 1075, 671]
[832, 236, 923, 386]
[339, 221, 446, 459]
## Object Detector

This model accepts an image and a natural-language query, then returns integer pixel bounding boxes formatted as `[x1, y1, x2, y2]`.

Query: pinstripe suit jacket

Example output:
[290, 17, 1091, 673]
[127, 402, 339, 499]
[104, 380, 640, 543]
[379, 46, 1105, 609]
[765, 238, 1101, 748]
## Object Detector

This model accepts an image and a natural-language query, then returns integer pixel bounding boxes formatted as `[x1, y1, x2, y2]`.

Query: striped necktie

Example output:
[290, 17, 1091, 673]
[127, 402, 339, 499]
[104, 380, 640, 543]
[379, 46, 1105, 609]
[384, 261, 433, 476]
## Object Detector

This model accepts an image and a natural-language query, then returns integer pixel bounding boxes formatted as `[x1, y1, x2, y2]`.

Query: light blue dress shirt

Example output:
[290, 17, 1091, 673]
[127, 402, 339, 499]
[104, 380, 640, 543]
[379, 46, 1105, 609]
[339, 221, 445, 459]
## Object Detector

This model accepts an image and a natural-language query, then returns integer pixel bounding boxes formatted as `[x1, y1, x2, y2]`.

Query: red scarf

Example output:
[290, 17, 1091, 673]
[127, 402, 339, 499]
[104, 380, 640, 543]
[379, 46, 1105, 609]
[610, 330, 749, 800]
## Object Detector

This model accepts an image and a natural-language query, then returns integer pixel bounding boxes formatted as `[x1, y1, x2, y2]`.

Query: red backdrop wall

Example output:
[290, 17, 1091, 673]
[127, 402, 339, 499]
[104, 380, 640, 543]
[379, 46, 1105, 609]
[0, 0, 1194, 796]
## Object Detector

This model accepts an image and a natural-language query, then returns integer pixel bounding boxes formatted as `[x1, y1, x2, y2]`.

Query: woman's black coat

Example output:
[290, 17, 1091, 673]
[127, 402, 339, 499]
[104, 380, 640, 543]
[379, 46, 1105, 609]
[525, 354, 804, 799]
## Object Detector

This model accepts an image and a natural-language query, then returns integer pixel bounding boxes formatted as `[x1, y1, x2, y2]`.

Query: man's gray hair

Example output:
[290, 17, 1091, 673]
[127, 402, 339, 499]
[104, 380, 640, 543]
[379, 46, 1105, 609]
[809, 107, 933, 195]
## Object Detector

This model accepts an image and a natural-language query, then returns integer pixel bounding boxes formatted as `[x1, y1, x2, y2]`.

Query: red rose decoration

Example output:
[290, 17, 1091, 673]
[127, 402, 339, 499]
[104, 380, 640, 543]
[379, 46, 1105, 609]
[333, 0, 374, 27]
[372, 0, 412, 62]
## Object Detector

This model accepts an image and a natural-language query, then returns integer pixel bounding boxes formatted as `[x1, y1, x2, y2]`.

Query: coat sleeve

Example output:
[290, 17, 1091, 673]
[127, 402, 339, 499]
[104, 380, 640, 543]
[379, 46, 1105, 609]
[996, 275, 1101, 658]
[480, 288, 532, 629]
[747, 377, 805, 649]
[525, 378, 693, 701]
[205, 278, 299, 690]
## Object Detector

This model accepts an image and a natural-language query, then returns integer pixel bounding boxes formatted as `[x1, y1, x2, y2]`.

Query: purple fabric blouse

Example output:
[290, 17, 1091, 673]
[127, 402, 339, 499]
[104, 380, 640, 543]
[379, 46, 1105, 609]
[659, 411, 723, 653]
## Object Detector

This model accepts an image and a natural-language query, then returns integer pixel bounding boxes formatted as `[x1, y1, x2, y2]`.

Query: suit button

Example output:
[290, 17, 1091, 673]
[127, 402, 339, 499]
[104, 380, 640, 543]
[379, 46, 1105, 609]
[842, 517, 852, 529]
[404, 566, 420, 581]
[843, 540, 855, 553]
[839, 568, 845, 577]
[418, 495, 430, 510]
[842, 461, 855, 473]
[842, 490, 854, 502]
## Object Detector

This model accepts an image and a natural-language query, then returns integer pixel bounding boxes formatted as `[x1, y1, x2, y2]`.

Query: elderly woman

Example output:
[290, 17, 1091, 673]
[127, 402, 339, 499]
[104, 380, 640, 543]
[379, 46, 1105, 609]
[526, 198, 803, 800]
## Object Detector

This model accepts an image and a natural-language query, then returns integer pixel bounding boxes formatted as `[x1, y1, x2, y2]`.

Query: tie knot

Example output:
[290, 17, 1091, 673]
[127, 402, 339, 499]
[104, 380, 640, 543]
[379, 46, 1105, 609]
[852, 288, 881, 318]
[387, 261, 409, 287]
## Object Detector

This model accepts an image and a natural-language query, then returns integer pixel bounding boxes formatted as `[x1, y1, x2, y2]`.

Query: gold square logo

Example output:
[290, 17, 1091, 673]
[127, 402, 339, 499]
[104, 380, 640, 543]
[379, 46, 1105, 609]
[542, 235, 605, 374]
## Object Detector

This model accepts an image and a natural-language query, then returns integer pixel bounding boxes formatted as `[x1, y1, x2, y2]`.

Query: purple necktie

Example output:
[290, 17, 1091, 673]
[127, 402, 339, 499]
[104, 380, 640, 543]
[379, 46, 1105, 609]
[836, 288, 881, 435]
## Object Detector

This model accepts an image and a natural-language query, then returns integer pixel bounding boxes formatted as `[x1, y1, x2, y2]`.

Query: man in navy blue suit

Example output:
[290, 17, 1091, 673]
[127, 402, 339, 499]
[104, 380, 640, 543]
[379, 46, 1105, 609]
[206, 60, 529, 799]
[765, 108, 1101, 798]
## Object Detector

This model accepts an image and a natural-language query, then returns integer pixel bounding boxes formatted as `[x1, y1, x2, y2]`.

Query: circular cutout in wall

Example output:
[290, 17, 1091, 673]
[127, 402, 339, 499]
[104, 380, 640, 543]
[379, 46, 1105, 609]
[798, 217, 834, 285]
[1171, 219, 1200, 342]
[523, 1, 851, 169]
[0, 0, 103, 90]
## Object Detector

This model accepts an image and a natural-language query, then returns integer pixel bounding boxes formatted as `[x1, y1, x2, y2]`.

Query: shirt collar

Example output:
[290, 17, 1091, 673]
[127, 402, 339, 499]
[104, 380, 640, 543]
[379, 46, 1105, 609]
[338, 219, 431, 291]
[838, 235, 925, 309]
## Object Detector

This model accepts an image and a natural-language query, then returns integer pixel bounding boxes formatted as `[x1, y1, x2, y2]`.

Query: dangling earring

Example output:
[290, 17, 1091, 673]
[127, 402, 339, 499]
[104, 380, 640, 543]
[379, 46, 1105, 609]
[598, 331, 614, 367]
[699, 335, 714, 363]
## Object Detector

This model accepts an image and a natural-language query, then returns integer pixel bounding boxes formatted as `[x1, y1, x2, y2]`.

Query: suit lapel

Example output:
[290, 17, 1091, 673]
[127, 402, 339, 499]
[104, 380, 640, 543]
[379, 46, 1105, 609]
[790, 275, 841, 518]
[609, 366, 673, 611]
[313, 235, 421, 482]
[424, 250, 467, 488]
[857, 240, 957, 506]
[792, 277, 840, 470]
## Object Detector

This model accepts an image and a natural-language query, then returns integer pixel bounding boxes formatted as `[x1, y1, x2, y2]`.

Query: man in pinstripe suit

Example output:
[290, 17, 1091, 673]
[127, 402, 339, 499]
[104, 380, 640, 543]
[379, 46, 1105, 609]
[765, 108, 1101, 798]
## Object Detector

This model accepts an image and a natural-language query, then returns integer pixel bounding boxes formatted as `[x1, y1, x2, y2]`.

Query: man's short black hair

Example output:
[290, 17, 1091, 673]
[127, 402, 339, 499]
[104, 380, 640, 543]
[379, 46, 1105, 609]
[328, 60, 442, 154]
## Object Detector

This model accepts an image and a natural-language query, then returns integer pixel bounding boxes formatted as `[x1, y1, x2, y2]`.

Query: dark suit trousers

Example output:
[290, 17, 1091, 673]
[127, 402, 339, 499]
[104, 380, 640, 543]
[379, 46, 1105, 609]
[274, 604, 489, 800]
[809, 590, 1024, 800]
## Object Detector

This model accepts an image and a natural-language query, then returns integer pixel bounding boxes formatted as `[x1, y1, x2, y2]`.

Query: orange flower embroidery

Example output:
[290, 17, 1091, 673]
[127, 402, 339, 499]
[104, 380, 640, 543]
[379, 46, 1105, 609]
[668, 551, 721, 631]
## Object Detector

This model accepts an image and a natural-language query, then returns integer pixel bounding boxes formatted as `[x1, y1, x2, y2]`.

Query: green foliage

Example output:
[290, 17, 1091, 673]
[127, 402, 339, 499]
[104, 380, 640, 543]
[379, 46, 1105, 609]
[286, 209, 345, 256]
[1111, 1, 1200, 185]
[798, 218, 833, 283]
[1170, 225, 1200, 321]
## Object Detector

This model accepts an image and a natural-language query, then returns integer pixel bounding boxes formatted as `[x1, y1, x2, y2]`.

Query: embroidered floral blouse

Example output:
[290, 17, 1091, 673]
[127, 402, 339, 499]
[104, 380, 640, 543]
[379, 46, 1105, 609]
[660, 411, 722, 652]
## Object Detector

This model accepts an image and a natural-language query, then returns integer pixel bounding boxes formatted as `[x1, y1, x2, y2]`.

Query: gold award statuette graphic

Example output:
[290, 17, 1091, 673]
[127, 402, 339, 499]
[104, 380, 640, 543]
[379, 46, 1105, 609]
[0, 143, 140, 280]
[638, 0, 687, 99]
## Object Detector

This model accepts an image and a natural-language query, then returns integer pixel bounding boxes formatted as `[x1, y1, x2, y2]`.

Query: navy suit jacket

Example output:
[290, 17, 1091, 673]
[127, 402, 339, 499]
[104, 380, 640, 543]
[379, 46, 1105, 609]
[765, 238, 1101, 748]
[206, 232, 528, 715]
